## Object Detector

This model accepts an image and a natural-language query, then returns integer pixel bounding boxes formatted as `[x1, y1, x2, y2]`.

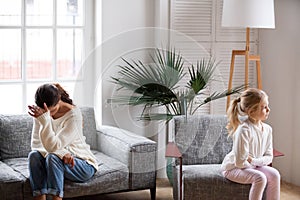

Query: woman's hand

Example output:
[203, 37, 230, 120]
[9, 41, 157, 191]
[63, 153, 75, 168]
[28, 103, 48, 118]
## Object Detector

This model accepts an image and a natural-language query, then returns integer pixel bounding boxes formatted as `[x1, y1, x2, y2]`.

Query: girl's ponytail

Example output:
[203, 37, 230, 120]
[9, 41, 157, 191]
[226, 97, 241, 137]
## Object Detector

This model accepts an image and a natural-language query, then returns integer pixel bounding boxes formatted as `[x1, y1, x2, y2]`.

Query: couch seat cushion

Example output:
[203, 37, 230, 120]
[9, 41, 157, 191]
[63, 151, 129, 198]
[178, 164, 250, 200]
[0, 161, 25, 200]
[4, 150, 129, 198]
[0, 160, 25, 182]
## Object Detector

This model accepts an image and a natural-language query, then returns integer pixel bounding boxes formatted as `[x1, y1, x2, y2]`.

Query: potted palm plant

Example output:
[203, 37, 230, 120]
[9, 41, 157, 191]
[109, 47, 244, 120]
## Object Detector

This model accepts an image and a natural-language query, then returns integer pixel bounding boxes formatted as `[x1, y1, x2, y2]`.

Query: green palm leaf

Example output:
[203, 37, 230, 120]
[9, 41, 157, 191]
[150, 48, 185, 89]
[191, 85, 246, 114]
[187, 57, 218, 94]
[109, 46, 245, 121]
[110, 48, 186, 119]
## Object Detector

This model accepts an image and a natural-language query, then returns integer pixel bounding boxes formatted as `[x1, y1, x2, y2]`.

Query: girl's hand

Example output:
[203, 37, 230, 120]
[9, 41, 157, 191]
[63, 153, 75, 168]
[247, 156, 253, 163]
[28, 103, 48, 118]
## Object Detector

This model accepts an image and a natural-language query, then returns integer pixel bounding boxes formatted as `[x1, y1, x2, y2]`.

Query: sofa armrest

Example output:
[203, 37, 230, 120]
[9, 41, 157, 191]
[97, 125, 157, 173]
[97, 125, 157, 190]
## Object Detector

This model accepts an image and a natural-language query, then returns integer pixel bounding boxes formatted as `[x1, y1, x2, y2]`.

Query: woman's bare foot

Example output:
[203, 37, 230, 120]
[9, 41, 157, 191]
[52, 195, 62, 200]
[33, 195, 46, 200]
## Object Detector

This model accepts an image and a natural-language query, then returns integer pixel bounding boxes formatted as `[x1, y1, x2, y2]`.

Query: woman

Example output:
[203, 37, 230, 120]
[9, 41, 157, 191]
[28, 83, 98, 200]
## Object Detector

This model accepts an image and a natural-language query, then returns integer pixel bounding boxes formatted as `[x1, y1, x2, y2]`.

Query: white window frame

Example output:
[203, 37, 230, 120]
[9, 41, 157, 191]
[0, 0, 95, 114]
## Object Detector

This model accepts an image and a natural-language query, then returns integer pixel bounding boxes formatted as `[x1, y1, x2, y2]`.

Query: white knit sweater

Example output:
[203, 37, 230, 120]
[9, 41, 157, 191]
[221, 119, 273, 171]
[31, 106, 98, 171]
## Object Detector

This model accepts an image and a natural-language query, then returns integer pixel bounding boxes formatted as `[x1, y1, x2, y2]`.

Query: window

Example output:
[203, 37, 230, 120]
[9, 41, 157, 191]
[0, 0, 94, 114]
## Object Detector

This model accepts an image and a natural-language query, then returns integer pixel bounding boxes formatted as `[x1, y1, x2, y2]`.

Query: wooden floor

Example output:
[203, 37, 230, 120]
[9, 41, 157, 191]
[87, 178, 300, 200]
[280, 181, 300, 200]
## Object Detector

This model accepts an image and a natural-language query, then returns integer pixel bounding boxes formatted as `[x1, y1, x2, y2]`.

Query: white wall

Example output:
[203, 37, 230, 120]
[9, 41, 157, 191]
[259, 0, 300, 186]
[100, 0, 169, 178]
[101, 0, 155, 131]
[100, 0, 300, 185]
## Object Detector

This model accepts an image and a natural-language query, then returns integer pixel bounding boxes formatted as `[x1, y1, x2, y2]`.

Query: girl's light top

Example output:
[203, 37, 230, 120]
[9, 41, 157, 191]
[221, 119, 273, 171]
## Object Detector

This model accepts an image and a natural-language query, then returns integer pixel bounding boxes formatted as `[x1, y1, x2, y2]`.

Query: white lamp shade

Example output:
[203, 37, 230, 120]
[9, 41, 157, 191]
[222, 0, 275, 28]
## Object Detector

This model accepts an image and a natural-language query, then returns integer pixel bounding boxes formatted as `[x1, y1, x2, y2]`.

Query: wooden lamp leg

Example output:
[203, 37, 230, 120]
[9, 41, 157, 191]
[245, 51, 249, 88]
[226, 50, 236, 110]
[256, 59, 262, 89]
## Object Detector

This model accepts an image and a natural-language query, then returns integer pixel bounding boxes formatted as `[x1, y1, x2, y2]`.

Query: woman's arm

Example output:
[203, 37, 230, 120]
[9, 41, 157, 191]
[31, 118, 41, 149]
[30, 118, 48, 156]
[37, 109, 82, 159]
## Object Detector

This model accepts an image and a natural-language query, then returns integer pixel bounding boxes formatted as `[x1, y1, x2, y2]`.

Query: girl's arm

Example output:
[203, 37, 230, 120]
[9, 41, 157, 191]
[234, 126, 252, 168]
[250, 127, 273, 166]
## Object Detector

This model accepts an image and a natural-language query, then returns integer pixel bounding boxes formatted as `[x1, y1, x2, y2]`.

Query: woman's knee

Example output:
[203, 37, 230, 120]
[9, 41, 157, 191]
[28, 151, 42, 163]
[46, 153, 63, 168]
[46, 153, 60, 163]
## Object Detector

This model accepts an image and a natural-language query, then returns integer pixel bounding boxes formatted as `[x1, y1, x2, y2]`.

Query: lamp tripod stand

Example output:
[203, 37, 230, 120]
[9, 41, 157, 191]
[226, 27, 262, 110]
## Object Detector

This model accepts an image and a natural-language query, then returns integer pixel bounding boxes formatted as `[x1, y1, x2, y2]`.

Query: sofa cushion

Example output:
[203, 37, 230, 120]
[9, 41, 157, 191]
[0, 161, 25, 200]
[4, 151, 129, 199]
[0, 114, 32, 160]
[173, 115, 232, 165]
[178, 164, 250, 200]
[3, 157, 32, 200]
[0, 160, 25, 182]
[63, 150, 129, 198]
[3, 158, 30, 178]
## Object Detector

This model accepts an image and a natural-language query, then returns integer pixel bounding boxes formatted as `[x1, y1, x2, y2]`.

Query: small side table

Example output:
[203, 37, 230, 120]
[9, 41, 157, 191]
[270, 148, 284, 167]
[165, 142, 182, 200]
[273, 149, 284, 157]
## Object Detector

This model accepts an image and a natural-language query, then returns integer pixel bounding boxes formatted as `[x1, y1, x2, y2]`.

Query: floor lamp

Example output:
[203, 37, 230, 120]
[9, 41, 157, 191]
[222, 0, 275, 109]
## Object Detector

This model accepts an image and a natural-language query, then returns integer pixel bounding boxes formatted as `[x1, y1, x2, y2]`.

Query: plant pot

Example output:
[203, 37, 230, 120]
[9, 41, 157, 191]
[166, 157, 174, 186]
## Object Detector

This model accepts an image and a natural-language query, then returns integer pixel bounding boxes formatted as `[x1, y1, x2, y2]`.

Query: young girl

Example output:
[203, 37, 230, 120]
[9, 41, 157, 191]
[221, 88, 280, 200]
[28, 83, 98, 200]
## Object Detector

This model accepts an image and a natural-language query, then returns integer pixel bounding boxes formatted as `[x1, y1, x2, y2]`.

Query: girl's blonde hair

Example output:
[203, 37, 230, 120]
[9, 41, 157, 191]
[226, 88, 268, 136]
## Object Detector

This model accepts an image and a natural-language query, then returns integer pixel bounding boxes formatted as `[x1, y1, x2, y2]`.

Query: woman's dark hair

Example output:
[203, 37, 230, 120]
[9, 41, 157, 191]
[35, 83, 73, 108]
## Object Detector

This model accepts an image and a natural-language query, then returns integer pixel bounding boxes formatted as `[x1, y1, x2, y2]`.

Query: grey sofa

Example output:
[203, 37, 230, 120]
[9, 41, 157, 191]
[0, 107, 157, 200]
[168, 115, 251, 200]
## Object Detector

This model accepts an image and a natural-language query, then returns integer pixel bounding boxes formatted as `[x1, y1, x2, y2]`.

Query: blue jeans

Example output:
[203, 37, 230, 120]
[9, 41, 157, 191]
[28, 151, 96, 198]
